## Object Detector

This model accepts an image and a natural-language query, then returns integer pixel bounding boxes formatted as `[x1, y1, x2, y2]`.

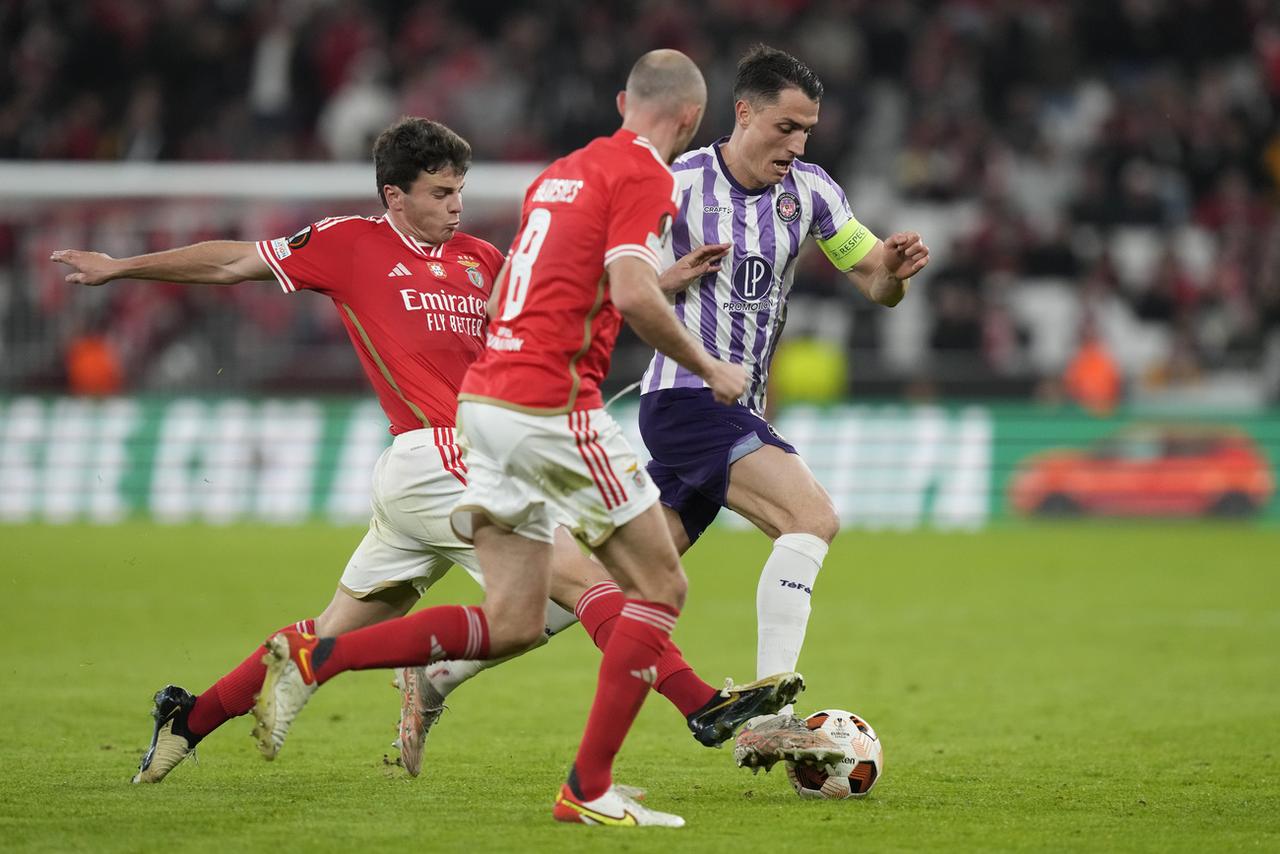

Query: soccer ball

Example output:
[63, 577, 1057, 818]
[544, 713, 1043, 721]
[785, 709, 883, 799]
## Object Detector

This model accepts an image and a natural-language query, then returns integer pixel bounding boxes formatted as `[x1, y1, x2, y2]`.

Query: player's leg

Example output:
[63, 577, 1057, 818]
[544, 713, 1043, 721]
[397, 588, 578, 776]
[251, 519, 559, 759]
[725, 443, 837, 683]
[356, 429, 579, 772]
[191, 584, 416, 737]
[554, 502, 687, 826]
[721, 444, 848, 770]
[416, 524, 801, 758]
[659, 504, 693, 554]
[251, 409, 565, 758]
[421, 528, 713, 709]
[251, 584, 511, 759]
[416, 530, 583, 701]
[636, 389, 843, 767]
[563, 540, 802, 744]
[133, 521, 433, 784]
[444, 404, 673, 826]
[639, 388, 834, 681]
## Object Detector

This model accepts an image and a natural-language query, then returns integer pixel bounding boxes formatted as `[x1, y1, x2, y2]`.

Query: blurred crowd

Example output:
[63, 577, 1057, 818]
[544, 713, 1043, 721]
[2, 0, 1280, 406]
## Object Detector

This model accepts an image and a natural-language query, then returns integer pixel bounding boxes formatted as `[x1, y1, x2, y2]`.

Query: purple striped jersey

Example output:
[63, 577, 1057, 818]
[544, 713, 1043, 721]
[639, 138, 858, 413]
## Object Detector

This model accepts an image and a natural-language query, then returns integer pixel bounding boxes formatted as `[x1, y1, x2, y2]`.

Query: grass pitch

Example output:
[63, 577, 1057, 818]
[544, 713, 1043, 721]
[1, 522, 1277, 852]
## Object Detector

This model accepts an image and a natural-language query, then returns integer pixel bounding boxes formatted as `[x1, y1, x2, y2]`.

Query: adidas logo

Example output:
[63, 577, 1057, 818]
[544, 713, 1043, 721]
[387, 262, 413, 277]
[629, 666, 658, 685]
[428, 635, 446, 662]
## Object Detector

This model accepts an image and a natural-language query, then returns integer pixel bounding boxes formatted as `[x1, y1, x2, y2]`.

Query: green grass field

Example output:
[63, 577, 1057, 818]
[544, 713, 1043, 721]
[1, 523, 1278, 852]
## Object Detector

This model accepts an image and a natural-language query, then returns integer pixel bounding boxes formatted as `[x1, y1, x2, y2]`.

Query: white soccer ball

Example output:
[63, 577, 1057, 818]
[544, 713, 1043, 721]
[784, 709, 884, 799]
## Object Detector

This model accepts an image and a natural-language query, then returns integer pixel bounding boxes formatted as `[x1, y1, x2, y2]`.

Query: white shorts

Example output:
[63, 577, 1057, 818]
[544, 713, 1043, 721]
[450, 402, 660, 547]
[339, 427, 483, 598]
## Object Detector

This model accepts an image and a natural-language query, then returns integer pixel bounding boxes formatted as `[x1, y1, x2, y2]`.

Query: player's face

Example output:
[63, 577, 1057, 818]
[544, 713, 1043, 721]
[739, 87, 820, 186]
[387, 168, 466, 244]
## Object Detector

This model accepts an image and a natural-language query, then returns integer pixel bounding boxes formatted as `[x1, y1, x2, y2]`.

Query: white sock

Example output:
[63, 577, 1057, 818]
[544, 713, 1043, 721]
[756, 533, 827, 708]
[428, 599, 578, 697]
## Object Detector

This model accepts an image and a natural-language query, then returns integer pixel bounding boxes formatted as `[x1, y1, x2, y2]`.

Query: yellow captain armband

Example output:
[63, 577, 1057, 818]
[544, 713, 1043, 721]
[816, 218, 877, 272]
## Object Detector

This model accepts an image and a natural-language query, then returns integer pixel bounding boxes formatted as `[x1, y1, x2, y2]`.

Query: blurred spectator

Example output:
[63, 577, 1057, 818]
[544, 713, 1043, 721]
[65, 333, 122, 396]
[1144, 322, 1206, 391]
[1133, 246, 1200, 323]
[317, 52, 396, 159]
[1064, 316, 1122, 416]
[929, 283, 983, 355]
[1, 0, 1279, 402]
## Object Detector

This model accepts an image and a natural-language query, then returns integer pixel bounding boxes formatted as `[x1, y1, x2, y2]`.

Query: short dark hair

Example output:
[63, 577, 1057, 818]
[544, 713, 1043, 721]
[373, 117, 471, 207]
[733, 44, 824, 106]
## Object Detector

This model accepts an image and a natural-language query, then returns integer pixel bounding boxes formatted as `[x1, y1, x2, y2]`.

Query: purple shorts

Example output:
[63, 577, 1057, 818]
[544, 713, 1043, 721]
[638, 388, 797, 545]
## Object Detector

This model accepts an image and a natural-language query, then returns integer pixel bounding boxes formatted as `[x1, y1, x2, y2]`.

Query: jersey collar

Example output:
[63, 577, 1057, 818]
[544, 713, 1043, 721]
[382, 214, 443, 259]
[615, 128, 667, 168]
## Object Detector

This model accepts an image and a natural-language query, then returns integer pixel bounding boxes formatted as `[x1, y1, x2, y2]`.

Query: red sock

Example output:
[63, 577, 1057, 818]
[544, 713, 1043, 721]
[571, 599, 678, 800]
[188, 618, 315, 738]
[654, 649, 717, 717]
[313, 605, 487, 684]
[575, 583, 715, 718]
[575, 581, 623, 646]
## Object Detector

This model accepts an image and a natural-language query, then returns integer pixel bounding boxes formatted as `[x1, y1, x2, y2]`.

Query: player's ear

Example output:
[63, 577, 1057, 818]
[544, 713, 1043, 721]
[383, 184, 402, 211]
[734, 98, 752, 130]
[616, 91, 627, 120]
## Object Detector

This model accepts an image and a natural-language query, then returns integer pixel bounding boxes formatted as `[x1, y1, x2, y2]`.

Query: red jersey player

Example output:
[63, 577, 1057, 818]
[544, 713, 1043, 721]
[252, 53, 762, 827]
[53, 117, 797, 786]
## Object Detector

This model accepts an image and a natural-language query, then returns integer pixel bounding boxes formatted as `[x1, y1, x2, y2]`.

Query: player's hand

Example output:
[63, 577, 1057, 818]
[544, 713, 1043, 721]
[705, 359, 748, 406]
[659, 243, 730, 294]
[882, 232, 929, 280]
[50, 249, 120, 286]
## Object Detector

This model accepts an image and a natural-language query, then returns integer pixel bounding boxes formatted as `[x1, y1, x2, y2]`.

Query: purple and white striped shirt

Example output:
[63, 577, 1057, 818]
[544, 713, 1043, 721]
[639, 138, 857, 413]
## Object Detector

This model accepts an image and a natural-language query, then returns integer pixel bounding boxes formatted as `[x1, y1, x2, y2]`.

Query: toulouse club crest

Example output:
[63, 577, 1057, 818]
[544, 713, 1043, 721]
[775, 191, 801, 223]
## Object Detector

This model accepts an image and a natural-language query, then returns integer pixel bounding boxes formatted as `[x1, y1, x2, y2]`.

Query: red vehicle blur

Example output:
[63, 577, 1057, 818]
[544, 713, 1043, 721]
[1008, 425, 1274, 518]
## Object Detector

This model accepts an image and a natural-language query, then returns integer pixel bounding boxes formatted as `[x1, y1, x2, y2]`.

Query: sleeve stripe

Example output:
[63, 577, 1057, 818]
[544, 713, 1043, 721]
[315, 215, 364, 232]
[604, 245, 662, 274]
[605, 243, 660, 264]
[255, 241, 296, 293]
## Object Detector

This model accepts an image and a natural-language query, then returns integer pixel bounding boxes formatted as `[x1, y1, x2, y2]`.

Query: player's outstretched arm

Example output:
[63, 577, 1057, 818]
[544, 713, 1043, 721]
[657, 243, 730, 294]
[50, 241, 273, 287]
[845, 231, 930, 307]
[609, 255, 746, 405]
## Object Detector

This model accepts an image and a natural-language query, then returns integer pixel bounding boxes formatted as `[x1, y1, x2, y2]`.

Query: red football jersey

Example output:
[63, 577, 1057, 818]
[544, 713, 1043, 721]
[256, 215, 502, 434]
[459, 129, 677, 413]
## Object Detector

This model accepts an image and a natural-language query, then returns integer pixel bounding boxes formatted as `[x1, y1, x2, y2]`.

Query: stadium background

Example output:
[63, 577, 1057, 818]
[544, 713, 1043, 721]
[2, 2, 1279, 851]
[2, 0, 1279, 525]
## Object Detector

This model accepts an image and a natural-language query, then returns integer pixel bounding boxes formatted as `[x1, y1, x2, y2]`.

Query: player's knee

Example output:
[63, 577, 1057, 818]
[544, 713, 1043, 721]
[794, 487, 840, 543]
[648, 562, 688, 612]
[809, 501, 839, 544]
[506, 619, 547, 653]
[488, 619, 545, 657]
[482, 602, 547, 656]
[776, 495, 839, 544]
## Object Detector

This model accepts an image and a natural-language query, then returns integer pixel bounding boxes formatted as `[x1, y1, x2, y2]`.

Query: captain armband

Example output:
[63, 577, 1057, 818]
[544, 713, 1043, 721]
[816, 218, 877, 272]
